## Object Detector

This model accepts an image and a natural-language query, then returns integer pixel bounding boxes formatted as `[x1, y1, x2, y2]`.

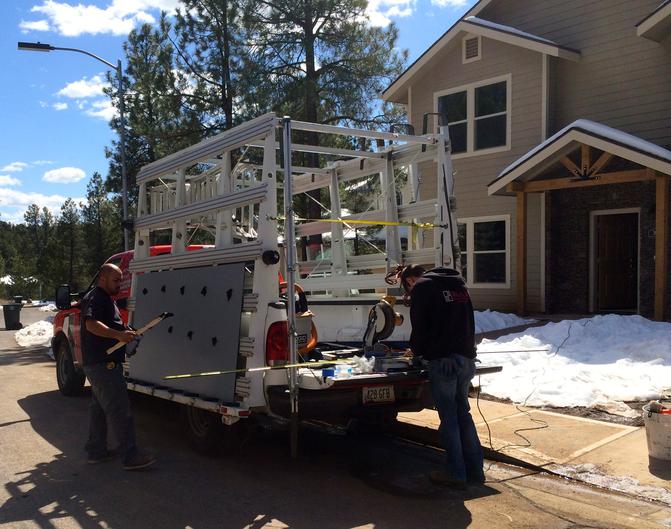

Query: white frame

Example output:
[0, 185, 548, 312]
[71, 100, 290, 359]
[462, 34, 482, 63]
[588, 208, 640, 313]
[434, 74, 512, 159]
[458, 214, 511, 289]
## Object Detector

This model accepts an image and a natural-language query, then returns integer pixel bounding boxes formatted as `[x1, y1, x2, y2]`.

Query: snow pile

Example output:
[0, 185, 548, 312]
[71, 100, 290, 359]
[38, 303, 57, 312]
[477, 315, 671, 409]
[15, 319, 54, 348]
[474, 310, 534, 334]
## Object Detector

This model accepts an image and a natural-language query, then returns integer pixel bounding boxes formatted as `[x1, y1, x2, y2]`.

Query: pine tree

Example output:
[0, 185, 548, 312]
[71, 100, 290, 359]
[174, 0, 249, 132]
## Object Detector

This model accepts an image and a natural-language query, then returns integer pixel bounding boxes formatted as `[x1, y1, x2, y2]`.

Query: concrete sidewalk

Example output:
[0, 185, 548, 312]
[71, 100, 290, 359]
[399, 399, 671, 504]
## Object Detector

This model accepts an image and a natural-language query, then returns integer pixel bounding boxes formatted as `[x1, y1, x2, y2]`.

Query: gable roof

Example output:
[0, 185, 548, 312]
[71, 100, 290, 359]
[488, 119, 671, 195]
[637, 0, 671, 41]
[382, 15, 581, 103]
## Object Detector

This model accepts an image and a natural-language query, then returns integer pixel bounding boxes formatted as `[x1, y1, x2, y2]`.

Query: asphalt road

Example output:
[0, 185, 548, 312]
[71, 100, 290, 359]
[1, 306, 669, 529]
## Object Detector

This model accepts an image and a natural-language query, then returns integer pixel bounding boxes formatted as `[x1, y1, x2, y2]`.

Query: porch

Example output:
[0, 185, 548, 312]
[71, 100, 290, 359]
[488, 120, 671, 321]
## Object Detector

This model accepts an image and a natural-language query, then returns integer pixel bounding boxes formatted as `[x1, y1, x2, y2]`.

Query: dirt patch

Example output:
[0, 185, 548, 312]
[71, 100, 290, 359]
[475, 392, 645, 427]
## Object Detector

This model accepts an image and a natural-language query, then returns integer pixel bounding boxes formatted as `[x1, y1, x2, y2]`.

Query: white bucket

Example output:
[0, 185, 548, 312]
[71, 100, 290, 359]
[643, 404, 671, 460]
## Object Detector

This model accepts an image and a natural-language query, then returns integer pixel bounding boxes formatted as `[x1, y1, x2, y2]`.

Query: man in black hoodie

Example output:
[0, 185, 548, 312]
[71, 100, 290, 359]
[400, 265, 484, 489]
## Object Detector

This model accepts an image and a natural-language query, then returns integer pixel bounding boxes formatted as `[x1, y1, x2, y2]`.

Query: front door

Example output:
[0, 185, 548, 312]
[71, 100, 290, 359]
[595, 212, 638, 312]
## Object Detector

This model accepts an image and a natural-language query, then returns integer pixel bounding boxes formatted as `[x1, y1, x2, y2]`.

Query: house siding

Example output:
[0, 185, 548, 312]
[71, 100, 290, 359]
[481, 0, 671, 146]
[408, 37, 545, 312]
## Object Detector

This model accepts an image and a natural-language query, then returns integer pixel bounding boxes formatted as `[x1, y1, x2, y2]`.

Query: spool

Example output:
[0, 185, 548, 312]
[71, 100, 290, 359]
[643, 403, 671, 460]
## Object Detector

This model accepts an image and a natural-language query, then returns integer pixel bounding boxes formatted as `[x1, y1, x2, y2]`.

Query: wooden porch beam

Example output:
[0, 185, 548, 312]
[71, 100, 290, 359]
[654, 169, 669, 321]
[516, 192, 527, 316]
[560, 156, 582, 178]
[581, 145, 590, 176]
[511, 169, 650, 193]
[589, 152, 613, 176]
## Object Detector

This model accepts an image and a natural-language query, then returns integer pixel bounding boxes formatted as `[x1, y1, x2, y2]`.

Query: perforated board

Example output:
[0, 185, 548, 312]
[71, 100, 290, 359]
[129, 263, 245, 402]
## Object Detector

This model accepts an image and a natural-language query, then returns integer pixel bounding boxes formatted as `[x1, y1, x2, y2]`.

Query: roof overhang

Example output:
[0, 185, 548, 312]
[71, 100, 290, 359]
[488, 120, 671, 196]
[382, 16, 580, 104]
[637, 1, 671, 42]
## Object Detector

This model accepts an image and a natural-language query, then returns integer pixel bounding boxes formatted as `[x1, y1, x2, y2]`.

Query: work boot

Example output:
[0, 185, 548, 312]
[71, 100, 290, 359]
[123, 450, 156, 471]
[429, 471, 467, 490]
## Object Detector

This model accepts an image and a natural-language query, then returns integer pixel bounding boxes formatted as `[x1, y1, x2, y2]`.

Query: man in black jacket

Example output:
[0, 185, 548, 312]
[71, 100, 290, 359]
[81, 263, 156, 470]
[401, 265, 484, 489]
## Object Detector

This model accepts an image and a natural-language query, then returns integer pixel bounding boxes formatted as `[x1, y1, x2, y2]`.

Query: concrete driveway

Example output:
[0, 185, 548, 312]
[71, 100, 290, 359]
[1, 306, 669, 529]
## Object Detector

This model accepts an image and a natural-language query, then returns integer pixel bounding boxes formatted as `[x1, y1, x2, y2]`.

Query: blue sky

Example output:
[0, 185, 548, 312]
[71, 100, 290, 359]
[0, 0, 476, 224]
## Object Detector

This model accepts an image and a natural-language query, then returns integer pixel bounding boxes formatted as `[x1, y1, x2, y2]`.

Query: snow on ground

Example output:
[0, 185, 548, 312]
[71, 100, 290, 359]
[15, 317, 54, 349]
[477, 314, 671, 410]
[38, 303, 57, 312]
[556, 463, 671, 505]
[474, 310, 534, 334]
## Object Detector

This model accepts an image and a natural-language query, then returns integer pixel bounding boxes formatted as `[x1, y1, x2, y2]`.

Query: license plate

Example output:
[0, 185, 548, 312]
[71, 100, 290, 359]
[363, 385, 395, 404]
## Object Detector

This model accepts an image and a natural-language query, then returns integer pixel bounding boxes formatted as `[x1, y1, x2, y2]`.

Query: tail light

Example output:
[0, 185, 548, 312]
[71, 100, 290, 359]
[266, 321, 289, 365]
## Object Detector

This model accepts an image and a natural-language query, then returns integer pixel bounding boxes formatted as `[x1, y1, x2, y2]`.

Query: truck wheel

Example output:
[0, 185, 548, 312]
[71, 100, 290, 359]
[180, 406, 241, 456]
[56, 340, 86, 396]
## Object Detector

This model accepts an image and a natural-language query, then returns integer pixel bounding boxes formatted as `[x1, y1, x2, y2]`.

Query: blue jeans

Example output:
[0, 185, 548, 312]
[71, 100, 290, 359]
[83, 363, 137, 464]
[428, 356, 484, 482]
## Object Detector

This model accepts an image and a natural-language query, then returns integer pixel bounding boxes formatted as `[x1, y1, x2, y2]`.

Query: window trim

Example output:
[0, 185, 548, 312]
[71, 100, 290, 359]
[462, 34, 482, 63]
[434, 74, 512, 159]
[458, 214, 511, 289]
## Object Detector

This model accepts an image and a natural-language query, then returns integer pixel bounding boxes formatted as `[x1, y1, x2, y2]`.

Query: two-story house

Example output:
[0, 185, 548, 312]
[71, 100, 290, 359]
[383, 0, 671, 321]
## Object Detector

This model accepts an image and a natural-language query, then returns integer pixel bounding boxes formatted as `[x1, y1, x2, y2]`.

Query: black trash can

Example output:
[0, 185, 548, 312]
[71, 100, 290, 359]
[3, 303, 22, 330]
[12, 295, 23, 304]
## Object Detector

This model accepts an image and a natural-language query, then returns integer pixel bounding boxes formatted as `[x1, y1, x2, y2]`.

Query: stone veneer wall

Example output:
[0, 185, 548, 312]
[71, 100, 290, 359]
[544, 181, 662, 317]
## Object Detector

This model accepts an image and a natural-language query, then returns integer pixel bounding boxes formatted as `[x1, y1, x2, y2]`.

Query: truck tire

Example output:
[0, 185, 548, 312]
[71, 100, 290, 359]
[56, 340, 86, 396]
[180, 406, 241, 456]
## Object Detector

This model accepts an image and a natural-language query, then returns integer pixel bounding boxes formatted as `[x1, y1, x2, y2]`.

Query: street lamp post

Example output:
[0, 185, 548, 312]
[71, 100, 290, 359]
[18, 41, 131, 251]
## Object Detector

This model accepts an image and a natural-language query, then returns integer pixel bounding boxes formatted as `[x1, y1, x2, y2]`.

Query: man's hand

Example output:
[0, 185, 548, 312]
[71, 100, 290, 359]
[116, 329, 137, 343]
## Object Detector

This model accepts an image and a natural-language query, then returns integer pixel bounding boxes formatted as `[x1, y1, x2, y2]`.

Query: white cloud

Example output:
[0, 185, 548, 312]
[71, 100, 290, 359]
[0, 176, 21, 186]
[25, 0, 182, 37]
[19, 19, 50, 32]
[367, 0, 416, 27]
[42, 167, 86, 183]
[39, 100, 49, 108]
[85, 99, 116, 121]
[57, 74, 108, 99]
[0, 188, 85, 223]
[32, 160, 54, 165]
[1, 162, 29, 173]
[53, 102, 68, 111]
[430, 0, 470, 6]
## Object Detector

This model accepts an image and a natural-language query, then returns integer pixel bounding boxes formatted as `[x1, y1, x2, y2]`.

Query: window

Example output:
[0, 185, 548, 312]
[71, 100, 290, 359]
[458, 216, 509, 288]
[435, 75, 510, 157]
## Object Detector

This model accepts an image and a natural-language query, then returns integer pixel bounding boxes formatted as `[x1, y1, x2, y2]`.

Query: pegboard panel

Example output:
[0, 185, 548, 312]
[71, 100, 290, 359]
[129, 263, 245, 402]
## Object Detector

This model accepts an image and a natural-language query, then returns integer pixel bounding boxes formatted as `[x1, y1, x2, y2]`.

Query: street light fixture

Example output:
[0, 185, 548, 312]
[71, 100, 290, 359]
[18, 41, 131, 251]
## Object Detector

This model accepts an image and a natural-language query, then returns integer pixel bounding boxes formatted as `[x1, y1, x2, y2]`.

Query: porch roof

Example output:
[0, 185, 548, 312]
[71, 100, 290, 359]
[637, 0, 671, 42]
[488, 119, 671, 196]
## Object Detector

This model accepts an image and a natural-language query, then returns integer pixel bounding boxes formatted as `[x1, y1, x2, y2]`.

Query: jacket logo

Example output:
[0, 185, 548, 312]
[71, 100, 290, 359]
[442, 289, 471, 303]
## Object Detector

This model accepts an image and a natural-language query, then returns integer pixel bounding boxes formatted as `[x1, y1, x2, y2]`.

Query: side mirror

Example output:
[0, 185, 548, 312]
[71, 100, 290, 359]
[55, 285, 72, 310]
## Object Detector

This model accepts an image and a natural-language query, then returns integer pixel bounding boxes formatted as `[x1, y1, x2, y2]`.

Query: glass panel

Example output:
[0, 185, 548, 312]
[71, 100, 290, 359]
[475, 81, 506, 117]
[458, 223, 467, 251]
[449, 122, 467, 153]
[475, 114, 506, 150]
[474, 253, 506, 283]
[474, 221, 505, 251]
[460, 253, 468, 283]
[438, 91, 467, 123]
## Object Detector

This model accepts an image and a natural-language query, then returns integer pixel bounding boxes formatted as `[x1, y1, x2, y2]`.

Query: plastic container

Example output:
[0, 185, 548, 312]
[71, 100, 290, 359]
[2, 303, 22, 330]
[643, 403, 671, 460]
[334, 364, 353, 379]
